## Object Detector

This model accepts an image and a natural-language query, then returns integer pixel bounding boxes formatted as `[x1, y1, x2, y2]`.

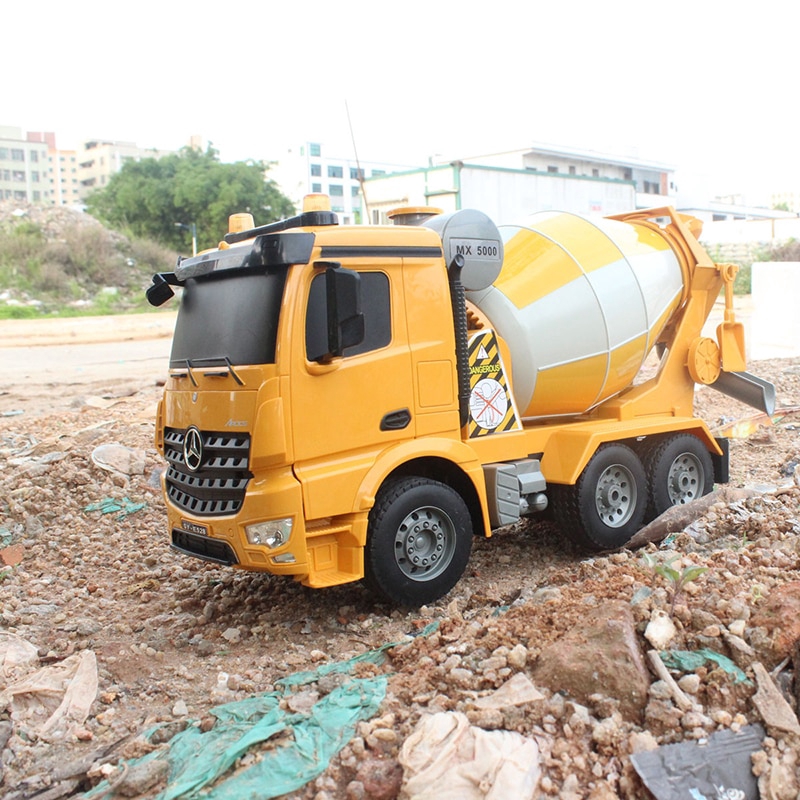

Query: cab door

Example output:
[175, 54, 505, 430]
[290, 261, 413, 519]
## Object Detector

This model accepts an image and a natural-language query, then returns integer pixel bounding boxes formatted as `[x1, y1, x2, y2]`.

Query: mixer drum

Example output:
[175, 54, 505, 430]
[468, 211, 686, 418]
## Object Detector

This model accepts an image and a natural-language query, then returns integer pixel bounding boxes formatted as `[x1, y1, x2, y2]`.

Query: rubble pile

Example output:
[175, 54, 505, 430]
[0, 357, 798, 799]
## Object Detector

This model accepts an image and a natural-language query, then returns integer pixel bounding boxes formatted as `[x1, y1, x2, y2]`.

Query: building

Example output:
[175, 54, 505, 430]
[49, 147, 81, 206]
[76, 139, 174, 199]
[357, 143, 678, 224]
[273, 141, 417, 224]
[0, 126, 51, 203]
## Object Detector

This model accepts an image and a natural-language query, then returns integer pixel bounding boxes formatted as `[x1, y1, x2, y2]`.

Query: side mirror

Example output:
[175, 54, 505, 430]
[146, 273, 175, 307]
[326, 265, 365, 357]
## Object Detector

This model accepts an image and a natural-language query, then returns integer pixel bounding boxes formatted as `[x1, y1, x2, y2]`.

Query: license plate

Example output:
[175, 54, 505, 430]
[181, 520, 208, 536]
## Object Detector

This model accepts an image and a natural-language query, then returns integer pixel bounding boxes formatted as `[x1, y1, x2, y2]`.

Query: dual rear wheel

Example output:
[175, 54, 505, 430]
[553, 434, 714, 552]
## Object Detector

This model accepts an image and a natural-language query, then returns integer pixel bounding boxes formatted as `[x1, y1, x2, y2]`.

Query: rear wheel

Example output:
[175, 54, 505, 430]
[554, 443, 647, 551]
[642, 434, 714, 520]
[365, 477, 472, 606]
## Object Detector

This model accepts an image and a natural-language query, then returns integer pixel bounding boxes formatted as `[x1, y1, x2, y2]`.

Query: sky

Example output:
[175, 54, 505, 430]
[6, 0, 799, 206]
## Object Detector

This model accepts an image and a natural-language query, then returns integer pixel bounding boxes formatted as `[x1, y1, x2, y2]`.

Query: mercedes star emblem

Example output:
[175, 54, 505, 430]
[183, 427, 203, 472]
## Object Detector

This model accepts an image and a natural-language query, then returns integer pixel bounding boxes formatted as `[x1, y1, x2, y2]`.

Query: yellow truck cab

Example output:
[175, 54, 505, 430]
[146, 195, 774, 605]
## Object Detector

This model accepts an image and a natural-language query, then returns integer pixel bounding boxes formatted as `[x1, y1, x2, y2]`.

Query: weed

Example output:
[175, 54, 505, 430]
[643, 553, 708, 617]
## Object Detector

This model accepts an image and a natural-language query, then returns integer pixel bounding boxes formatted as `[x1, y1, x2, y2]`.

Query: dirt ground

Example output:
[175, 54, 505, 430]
[1, 314, 799, 799]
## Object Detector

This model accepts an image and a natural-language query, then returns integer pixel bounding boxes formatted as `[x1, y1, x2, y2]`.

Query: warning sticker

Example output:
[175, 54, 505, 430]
[467, 331, 521, 437]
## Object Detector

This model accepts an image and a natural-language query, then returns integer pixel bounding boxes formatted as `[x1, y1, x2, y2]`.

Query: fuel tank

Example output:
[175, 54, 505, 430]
[472, 211, 686, 418]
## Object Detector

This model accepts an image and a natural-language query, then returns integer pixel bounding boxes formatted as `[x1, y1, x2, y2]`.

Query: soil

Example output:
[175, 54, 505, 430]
[1, 315, 799, 799]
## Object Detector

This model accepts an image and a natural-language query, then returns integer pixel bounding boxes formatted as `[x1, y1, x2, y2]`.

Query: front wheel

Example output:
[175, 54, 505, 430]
[553, 443, 647, 552]
[642, 433, 714, 520]
[365, 477, 472, 606]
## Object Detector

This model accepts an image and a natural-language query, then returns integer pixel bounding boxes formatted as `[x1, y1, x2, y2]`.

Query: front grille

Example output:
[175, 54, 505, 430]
[172, 529, 238, 565]
[164, 427, 252, 516]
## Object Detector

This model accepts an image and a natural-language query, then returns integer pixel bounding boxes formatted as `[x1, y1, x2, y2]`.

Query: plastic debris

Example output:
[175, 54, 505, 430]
[472, 672, 544, 710]
[398, 711, 540, 800]
[0, 633, 39, 681]
[1, 649, 98, 741]
[660, 648, 751, 685]
[84, 651, 390, 800]
[630, 724, 764, 800]
[0, 527, 13, 548]
[84, 496, 147, 520]
[90, 443, 146, 476]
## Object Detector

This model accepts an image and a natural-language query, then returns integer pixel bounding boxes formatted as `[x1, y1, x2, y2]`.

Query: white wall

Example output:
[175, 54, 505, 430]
[749, 261, 800, 359]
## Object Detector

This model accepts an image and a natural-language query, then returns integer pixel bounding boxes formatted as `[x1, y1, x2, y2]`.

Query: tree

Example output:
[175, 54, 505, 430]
[86, 147, 295, 252]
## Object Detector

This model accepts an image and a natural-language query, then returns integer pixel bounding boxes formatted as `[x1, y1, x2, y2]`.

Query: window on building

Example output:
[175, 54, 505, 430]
[623, 168, 633, 181]
[371, 169, 385, 177]
[569, 166, 576, 175]
[310, 163, 321, 177]
[312, 183, 322, 193]
[0, 148, 8, 160]
[712, 214, 727, 221]
[32, 171, 39, 182]
[30, 151, 38, 162]
[11, 149, 24, 162]
[14, 190, 27, 200]
[309, 143, 321, 157]
[350, 167, 364, 181]
[32, 191, 40, 201]
[329, 184, 344, 196]
[592, 168, 599, 177]
[12, 170, 25, 182]
[306, 271, 391, 361]
[328, 165, 343, 179]
[2, 170, 9, 181]
[351, 186, 360, 197]
[547, 166, 558, 173]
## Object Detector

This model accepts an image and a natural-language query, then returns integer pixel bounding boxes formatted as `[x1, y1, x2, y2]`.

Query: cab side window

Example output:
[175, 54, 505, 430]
[306, 271, 391, 360]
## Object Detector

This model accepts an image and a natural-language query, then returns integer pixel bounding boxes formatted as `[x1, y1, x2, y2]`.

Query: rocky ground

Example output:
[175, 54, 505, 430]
[0, 348, 799, 799]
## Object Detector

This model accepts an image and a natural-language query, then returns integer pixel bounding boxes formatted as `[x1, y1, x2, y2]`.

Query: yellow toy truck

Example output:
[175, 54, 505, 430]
[146, 195, 774, 605]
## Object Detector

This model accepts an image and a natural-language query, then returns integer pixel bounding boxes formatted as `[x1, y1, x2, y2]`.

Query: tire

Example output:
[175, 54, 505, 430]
[642, 433, 714, 520]
[553, 443, 647, 552]
[365, 477, 472, 606]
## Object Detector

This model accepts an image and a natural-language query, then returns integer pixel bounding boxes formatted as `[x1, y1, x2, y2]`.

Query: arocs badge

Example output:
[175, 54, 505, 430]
[467, 331, 521, 437]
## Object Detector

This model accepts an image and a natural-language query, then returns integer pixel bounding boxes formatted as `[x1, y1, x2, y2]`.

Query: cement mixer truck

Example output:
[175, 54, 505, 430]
[146, 195, 774, 605]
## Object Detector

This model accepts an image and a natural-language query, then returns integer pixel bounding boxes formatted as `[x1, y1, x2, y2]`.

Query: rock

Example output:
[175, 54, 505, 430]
[644, 611, 677, 650]
[116, 758, 170, 797]
[750, 582, 800, 666]
[355, 755, 403, 800]
[531, 601, 651, 721]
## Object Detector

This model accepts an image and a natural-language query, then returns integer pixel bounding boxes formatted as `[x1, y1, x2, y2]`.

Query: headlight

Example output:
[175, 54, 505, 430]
[245, 518, 293, 548]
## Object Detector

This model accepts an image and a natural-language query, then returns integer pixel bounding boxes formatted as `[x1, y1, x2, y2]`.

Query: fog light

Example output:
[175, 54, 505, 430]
[245, 518, 292, 548]
[272, 553, 297, 564]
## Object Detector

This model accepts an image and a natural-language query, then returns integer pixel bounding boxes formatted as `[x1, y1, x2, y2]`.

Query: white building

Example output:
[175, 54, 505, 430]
[0, 126, 51, 203]
[77, 139, 175, 199]
[274, 141, 418, 224]
[359, 143, 677, 224]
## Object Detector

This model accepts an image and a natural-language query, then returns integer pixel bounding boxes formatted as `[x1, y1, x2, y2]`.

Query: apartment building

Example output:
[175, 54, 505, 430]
[0, 126, 51, 203]
[76, 139, 174, 199]
[273, 141, 416, 224]
[49, 148, 81, 206]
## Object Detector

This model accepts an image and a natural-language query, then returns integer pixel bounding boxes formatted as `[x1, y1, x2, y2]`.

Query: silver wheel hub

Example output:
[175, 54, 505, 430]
[394, 506, 456, 581]
[595, 464, 637, 528]
[667, 453, 703, 504]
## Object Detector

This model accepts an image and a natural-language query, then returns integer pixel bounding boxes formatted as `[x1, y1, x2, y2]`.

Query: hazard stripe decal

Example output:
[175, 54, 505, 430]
[467, 331, 522, 438]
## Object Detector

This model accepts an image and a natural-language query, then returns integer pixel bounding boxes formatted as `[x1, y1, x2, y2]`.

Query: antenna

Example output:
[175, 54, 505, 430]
[345, 100, 371, 223]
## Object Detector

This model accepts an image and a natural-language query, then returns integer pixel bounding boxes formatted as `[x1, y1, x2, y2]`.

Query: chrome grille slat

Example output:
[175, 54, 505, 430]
[164, 427, 252, 516]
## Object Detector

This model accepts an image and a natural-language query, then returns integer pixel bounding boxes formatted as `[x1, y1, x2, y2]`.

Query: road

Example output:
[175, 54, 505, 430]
[0, 313, 176, 416]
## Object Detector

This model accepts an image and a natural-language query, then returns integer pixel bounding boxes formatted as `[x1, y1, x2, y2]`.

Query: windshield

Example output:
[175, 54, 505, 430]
[170, 269, 287, 368]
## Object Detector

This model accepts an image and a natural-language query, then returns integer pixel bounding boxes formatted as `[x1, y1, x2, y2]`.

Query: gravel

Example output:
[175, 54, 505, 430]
[0, 353, 799, 799]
